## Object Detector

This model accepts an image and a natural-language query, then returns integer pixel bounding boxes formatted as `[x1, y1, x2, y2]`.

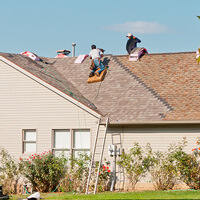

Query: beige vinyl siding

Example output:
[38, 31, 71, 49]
[104, 125, 200, 159]
[0, 61, 98, 158]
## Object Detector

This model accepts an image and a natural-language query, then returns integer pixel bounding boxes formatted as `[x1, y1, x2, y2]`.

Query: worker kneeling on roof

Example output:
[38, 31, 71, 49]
[89, 44, 105, 77]
[126, 33, 141, 55]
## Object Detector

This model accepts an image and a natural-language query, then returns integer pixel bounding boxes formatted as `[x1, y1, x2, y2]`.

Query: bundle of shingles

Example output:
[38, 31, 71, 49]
[129, 47, 148, 61]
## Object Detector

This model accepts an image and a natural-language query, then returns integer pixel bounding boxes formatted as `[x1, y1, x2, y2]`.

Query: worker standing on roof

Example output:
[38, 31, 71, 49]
[126, 33, 141, 55]
[89, 45, 105, 77]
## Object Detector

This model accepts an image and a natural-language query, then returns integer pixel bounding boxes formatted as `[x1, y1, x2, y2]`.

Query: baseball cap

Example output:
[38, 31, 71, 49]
[126, 33, 133, 37]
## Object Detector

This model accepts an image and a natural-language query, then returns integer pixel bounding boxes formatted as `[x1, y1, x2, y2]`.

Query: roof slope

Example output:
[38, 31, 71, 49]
[115, 52, 200, 120]
[0, 52, 99, 113]
[1, 51, 199, 123]
[42, 55, 169, 122]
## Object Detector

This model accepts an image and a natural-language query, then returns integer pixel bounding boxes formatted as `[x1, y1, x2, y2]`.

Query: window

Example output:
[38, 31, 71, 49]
[52, 129, 90, 157]
[23, 130, 36, 153]
[73, 130, 90, 157]
[53, 130, 71, 157]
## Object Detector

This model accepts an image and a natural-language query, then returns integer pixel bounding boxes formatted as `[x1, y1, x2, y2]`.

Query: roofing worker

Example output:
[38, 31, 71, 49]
[89, 44, 105, 77]
[126, 33, 141, 55]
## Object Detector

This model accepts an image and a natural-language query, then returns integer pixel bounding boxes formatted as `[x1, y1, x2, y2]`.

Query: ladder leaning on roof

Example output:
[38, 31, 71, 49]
[85, 117, 109, 194]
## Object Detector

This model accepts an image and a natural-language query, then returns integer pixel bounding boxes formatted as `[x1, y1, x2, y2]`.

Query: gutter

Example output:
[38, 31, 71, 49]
[108, 120, 200, 125]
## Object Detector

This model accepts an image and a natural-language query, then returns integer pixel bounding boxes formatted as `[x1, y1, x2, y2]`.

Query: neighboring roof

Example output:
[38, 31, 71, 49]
[1, 51, 199, 123]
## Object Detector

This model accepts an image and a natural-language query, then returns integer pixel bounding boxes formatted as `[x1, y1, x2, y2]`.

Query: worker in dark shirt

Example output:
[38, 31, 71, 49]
[126, 33, 141, 54]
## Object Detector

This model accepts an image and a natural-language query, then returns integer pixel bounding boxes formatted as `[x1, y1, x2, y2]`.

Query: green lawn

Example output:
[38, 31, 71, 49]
[11, 190, 200, 200]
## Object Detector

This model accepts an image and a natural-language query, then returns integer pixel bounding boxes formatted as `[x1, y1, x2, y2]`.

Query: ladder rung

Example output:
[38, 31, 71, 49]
[86, 117, 109, 195]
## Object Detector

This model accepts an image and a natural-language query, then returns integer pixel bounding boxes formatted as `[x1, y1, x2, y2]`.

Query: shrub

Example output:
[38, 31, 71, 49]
[21, 150, 67, 192]
[59, 152, 90, 193]
[150, 138, 187, 190]
[60, 153, 111, 193]
[173, 138, 200, 189]
[0, 148, 24, 194]
[98, 161, 111, 192]
[150, 150, 177, 190]
[117, 142, 153, 190]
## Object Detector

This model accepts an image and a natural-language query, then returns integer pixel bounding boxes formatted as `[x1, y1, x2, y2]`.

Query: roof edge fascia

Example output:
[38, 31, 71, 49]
[0, 55, 101, 119]
[109, 120, 200, 125]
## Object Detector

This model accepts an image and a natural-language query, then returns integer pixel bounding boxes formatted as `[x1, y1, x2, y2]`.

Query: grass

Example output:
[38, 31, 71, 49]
[11, 190, 200, 200]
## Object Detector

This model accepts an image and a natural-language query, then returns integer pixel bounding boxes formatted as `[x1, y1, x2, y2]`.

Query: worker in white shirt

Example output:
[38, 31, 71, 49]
[89, 44, 105, 77]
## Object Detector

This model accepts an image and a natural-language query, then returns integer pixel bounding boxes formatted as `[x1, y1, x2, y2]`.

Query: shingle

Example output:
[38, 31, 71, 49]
[114, 52, 200, 120]
[2, 51, 198, 122]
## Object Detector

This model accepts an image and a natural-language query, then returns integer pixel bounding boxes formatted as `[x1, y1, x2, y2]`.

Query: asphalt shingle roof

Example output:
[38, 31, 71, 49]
[114, 52, 200, 120]
[1, 51, 199, 123]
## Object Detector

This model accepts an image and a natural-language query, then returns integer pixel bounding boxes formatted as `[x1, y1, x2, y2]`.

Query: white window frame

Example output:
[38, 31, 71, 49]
[52, 129, 91, 157]
[22, 129, 37, 153]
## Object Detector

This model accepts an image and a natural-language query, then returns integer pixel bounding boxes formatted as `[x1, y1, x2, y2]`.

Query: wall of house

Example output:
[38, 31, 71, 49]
[0, 60, 99, 158]
[106, 124, 200, 154]
[103, 124, 200, 161]
[101, 124, 200, 187]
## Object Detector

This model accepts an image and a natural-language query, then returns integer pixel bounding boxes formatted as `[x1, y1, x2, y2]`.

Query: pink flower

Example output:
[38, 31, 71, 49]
[33, 156, 35, 159]
[19, 157, 22, 161]
[103, 166, 106, 169]
[106, 166, 109, 170]
[108, 170, 111, 173]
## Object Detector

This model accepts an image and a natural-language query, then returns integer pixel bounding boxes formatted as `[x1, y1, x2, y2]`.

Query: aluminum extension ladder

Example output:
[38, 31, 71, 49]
[85, 117, 109, 194]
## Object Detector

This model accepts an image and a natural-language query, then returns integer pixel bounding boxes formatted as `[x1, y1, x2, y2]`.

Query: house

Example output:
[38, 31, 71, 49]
[0, 50, 200, 188]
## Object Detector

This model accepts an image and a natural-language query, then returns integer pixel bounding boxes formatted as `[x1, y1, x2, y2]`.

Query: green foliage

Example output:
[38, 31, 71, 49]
[150, 150, 177, 190]
[150, 138, 187, 190]
[60, 152, 90, 193]
[174, 138, 200, 189]
[0, 148, 24, 194]
[98, 161, 111, 192]
[21, 150, 67, 192]
[117, 142, 153, 190]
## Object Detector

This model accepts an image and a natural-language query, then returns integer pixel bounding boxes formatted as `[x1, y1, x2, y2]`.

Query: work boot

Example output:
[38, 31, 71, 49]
[89, 72, 94, 77]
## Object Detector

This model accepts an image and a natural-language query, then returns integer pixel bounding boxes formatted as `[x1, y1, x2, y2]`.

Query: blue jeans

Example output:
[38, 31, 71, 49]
[92, 59, 105, 74]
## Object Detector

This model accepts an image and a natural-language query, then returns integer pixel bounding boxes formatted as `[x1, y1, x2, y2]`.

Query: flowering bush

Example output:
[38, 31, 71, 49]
[21, 150, 67, 192]
[174, 138, 200, 189]
[98, 163, 111, 192]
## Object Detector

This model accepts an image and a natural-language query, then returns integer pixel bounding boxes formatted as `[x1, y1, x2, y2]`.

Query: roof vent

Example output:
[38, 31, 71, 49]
[55, 50, 71, 58]
[72, 43, 76, 57]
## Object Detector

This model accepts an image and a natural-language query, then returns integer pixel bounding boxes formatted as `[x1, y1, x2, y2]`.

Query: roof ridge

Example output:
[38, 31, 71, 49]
[112, 57, 174, 113]
[113, 51, 196, 57]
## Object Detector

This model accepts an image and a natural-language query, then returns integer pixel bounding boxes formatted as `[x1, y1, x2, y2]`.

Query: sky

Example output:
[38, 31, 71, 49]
[0, 0, 200, 57]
